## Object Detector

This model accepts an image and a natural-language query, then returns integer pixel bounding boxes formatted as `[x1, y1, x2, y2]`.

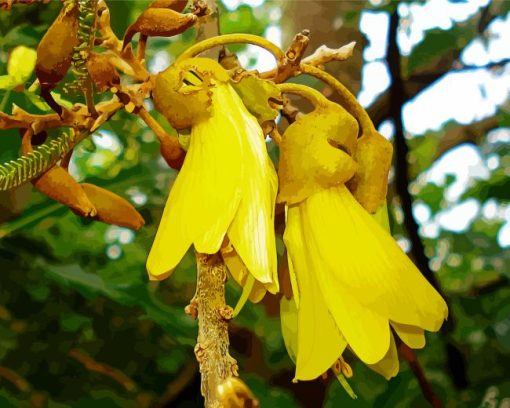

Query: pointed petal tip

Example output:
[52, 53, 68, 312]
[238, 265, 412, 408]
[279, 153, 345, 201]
[146, 258, 174, 281]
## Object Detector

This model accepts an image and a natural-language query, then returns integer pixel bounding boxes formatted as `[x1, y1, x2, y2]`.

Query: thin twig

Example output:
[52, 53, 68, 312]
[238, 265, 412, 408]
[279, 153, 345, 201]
[398, 344, 442, 408]
[0, 366, 31, 392]
[68, 349, 137, 392]
[156, 362, 198, 407]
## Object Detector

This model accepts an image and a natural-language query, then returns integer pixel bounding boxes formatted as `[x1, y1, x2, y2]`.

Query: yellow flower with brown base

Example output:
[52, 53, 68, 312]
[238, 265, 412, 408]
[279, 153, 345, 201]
[277, 83, 448, 384]
[147, 58, 279, 297]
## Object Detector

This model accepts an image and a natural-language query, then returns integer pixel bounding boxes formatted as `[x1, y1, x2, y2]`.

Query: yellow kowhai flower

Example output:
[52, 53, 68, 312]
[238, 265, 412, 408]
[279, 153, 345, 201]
[277, 84, 448, 382]
[147, 58, 278, 296]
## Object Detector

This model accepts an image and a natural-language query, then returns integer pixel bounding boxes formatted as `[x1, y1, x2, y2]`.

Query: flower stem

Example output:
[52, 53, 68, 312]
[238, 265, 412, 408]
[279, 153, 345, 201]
[176, 33, 285, 65]
[299, 64, 376, 135]
[193, 252, 238, 408]
[277, 82, 329, 108]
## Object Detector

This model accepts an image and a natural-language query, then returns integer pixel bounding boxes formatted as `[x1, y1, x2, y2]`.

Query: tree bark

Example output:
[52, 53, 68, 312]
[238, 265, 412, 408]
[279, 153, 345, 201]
[192, 253, 238, 408]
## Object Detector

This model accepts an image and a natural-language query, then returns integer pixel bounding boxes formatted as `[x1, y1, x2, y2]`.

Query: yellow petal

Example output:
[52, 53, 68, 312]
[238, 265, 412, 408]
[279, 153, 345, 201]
[280, 297, 299, 363]
[222, 247, 267, 304]
[285, 204, 347, 380]
[372, 201, 391, 232]
[300, 186, 447, 360]
[221, 85, 279, 292]
[368, 331, 399, 380]
[146, 84, 244, 280]
[283, 205, 302, 307]
[392, 322, 426, 349]
[232, 273, 255, 317]
[300, 188, 390, 364]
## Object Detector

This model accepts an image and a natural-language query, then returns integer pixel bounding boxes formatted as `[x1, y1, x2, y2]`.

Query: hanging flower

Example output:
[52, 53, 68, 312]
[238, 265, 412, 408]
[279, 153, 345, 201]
[277, 84, 448, 383]
[147, 58, 279, 296]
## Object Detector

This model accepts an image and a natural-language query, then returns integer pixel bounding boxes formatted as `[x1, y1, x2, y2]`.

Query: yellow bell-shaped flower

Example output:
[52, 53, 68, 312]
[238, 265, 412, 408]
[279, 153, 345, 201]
[147, 58, 279, 295]
[277, 84, 448, 382]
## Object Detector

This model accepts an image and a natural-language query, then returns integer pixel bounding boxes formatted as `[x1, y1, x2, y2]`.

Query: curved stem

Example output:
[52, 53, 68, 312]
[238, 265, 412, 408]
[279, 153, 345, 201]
[177, 33, 285, 65]
[277, 82, 329, 108]
[299, 64, 376, 134]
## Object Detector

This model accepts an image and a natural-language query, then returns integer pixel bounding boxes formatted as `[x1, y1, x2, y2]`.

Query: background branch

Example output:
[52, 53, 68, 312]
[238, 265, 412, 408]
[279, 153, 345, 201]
[387, 9, 469, 397]
[368, 1, 502, 127]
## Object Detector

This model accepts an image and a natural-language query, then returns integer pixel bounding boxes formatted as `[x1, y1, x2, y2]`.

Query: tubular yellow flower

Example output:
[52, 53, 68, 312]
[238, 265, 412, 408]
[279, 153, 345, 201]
[147, 58, 278, 295]
[278, 84, 448, 383]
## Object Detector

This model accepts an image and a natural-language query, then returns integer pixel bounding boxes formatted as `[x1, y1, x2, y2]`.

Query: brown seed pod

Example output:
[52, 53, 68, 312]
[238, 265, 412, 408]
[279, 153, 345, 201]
[35, 2, 80, 88]
[149, 0, 188, 11]
[33, 165, 97, 217]
[346, 131, 393, 213]
[86, 52, 120, 92]
[80, 183, 145, 230]
[122, 8, 197, 50]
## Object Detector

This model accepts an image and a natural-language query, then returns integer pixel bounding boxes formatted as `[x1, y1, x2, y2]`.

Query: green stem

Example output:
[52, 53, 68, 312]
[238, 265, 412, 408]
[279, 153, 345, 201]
[0, 90, 11, 112]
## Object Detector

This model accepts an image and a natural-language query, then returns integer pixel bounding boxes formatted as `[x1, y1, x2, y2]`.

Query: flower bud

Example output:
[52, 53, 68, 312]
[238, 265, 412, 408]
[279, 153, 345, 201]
[277, 101, 359, 205]
[35, 3, 80, 88]
[149, 0, 188, 11]
[86, 52, 120, 92]
[153, 58, 230, 129]
[80, 183, 145, 230]
[217, 377, 260, 408]
[346, 131, 392, 213]
[123, 9, 197, 51]
[32, 165, 96, 217]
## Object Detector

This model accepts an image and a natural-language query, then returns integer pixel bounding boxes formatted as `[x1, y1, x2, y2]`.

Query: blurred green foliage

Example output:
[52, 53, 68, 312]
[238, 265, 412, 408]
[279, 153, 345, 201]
[0, 0, 509, 407]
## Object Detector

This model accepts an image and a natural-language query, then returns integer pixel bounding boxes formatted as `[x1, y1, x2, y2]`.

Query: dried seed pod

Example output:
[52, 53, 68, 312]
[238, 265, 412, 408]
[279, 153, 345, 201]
[122, 8, 197, 51]
[35, 2, 80, 88]
[33, 165, 97, 217]
[277, 100, 359, 205]
[346, 131, 393, 213]
[86, 52, 120, 92]
[149, 0, 188, 11]
[80, 183, 145, 230]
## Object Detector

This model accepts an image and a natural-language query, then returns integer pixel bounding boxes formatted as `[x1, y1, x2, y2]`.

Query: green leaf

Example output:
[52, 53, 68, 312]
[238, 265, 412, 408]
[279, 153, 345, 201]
[44, 263, 195, 345]
[25, 90, 73, 112]
[0, 23, 45, 48]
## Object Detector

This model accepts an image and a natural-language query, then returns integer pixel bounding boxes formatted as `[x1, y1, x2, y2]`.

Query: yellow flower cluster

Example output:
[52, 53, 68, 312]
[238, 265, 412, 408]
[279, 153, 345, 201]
[147, 57, 448, 386]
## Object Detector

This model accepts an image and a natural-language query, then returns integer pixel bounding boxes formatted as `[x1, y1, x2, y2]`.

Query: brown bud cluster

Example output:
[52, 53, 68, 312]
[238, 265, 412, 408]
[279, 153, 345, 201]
[86, 53, 120, 92]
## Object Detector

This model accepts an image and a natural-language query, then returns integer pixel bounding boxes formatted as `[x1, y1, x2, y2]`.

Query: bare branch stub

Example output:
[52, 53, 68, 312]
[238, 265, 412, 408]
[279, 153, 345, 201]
[272, 29, 310, 83]
[302, 41, 356, 68]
